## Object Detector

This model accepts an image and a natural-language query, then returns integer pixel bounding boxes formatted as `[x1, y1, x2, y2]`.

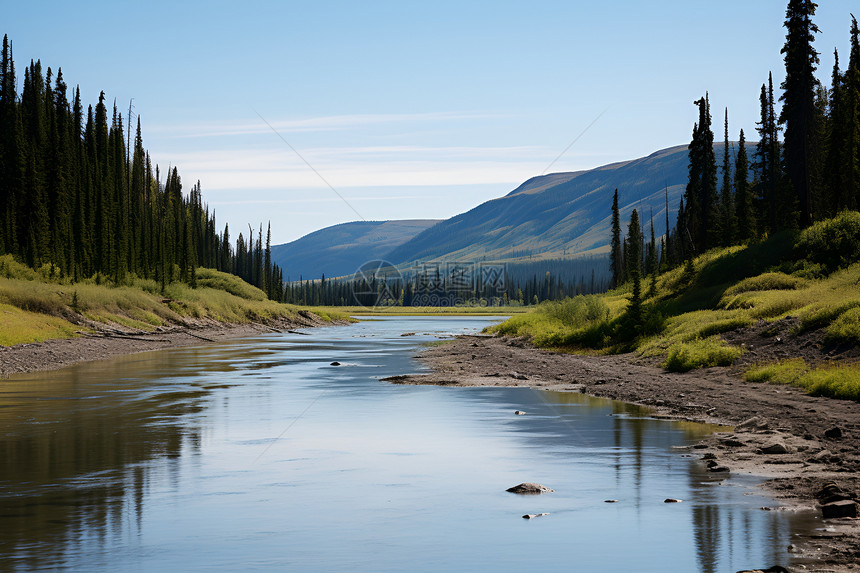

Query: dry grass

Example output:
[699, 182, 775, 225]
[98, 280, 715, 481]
[0, 262, 327, 347]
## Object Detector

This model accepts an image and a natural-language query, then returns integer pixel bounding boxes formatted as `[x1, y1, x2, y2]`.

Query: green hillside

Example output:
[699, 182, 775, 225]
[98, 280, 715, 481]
[490, 212, 860, 401]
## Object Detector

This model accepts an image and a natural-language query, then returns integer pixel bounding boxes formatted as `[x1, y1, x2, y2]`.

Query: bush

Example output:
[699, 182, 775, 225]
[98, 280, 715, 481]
[663, 337, 744, 372]
[795, 210, 860, 272]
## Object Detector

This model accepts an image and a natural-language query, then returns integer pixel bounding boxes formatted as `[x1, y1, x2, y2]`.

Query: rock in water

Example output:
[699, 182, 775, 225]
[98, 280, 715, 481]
[514, 410, 526, 416]
[506, 483, 554, 494]
[664, 498, 683, 503]
[522, 513, 550, 519]
[330, 361, 341, 366]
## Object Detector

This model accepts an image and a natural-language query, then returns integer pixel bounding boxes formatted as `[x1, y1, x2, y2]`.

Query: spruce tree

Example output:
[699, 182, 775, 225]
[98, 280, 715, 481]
[779, 0, 820, 227]
[734, 129, 756, 241]
[845, 16, 860, 211]
[609, 189, 622, 287]
[823, 49, 848, 214]
[684, 95, 719, 253]
[626, 209, 643, 328]
[720, 109, 737, 245]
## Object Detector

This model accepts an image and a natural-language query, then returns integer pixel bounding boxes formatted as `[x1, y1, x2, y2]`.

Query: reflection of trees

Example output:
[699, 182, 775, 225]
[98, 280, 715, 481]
[0, 357, 207, 571]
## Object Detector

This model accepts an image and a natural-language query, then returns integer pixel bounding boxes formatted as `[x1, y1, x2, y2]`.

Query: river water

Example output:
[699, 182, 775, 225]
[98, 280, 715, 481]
[0, 316, 815, 572]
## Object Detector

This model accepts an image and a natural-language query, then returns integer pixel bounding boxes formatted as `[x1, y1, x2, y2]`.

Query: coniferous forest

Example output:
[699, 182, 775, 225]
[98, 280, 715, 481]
[611, 1, 860, 299]
[0, 35, 285, 301]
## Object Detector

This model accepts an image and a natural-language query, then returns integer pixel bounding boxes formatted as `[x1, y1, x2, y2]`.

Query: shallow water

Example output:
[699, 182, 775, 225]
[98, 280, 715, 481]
[0, 316, 815, 572]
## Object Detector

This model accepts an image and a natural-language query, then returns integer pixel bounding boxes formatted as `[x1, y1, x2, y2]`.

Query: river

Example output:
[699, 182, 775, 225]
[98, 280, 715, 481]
[0, 316, 814, 571]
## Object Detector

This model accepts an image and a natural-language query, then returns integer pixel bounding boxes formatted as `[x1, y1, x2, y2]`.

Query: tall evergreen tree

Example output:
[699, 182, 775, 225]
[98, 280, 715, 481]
[609, 189, 622, 287]
[734, 129, 756, 241]
[684, 95, 719, 253]
[823, 48, 850, 214]
[720, 109, 737, 245]
[625, 209, 643, 327]
[754, 75, 785, 233]
[779, 0, 820, 227]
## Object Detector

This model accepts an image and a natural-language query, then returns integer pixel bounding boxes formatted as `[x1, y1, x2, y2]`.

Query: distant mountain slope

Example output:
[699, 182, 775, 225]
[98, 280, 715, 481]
[385, 143, 742, 266]
[271, 220, 440, 280]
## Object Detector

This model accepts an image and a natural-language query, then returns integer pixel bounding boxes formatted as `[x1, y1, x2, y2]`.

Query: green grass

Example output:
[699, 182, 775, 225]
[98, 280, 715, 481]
[0, 262, 337, 347]
[491, 212, 860, 378]
[745, 358, 860, 401]
[745, 358, 808, 384]
[663, 337, 745, 372]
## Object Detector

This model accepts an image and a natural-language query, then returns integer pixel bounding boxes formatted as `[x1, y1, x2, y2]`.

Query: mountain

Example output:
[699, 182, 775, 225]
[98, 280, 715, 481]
[385, 143, 743, 266]
[273, 142, 746, 280]
[271, 220, 440, 280]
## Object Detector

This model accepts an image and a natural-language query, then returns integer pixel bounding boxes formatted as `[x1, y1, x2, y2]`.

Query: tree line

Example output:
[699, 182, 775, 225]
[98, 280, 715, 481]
[0, 35, 284, 300]
[611, 1, 860, 309]
[284, 257, 611, 307]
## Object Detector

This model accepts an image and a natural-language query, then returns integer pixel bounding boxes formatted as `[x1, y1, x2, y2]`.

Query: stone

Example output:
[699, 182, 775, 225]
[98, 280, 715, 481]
[816, 482, 852, 505]
[735, 416, 769, 433]
[664, 498, 683, 503]
[824, 427, 843, 439]
[506, 483, 554, 494]
[708, 466, 730, 473]
[514, 410, 526, 416]
[809, 449, 833, 464]
[604, 499, 619, 503]
[330, 361, 341, 366]
[821, 500, 858, 519]
[721, 437, 746, 447]
[759, 442, 790, 455]
[522, 513, 550, 519]
[701, 453, 717, 460]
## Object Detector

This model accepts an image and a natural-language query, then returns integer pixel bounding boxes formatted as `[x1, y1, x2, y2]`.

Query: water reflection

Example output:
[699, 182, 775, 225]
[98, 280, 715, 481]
[0, 318, 819, 572]
[0, 353, 215, 570]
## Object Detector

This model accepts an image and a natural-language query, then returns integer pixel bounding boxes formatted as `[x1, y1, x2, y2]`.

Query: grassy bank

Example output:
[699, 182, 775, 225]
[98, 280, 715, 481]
[0, 255, 349, 347]
[489, 212, 860, 401]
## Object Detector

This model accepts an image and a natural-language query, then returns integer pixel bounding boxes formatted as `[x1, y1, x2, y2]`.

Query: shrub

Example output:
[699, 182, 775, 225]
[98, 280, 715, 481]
[795, 210, 860, 272]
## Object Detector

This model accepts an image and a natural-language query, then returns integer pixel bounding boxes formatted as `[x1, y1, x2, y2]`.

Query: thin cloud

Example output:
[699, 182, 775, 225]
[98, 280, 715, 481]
[148, 111, 517, 139]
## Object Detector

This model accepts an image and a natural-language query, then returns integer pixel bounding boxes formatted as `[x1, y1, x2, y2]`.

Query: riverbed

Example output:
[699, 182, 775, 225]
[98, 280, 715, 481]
[0, 316, 816, 572]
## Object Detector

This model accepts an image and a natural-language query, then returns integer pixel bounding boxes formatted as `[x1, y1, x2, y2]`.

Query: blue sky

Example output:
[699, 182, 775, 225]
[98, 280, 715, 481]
[5, 1, 857, 244]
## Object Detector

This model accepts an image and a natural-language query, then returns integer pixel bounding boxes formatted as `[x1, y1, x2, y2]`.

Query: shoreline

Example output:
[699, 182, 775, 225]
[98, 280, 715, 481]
[384, 334, 860, 571]
[0, 313, 344, 378]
